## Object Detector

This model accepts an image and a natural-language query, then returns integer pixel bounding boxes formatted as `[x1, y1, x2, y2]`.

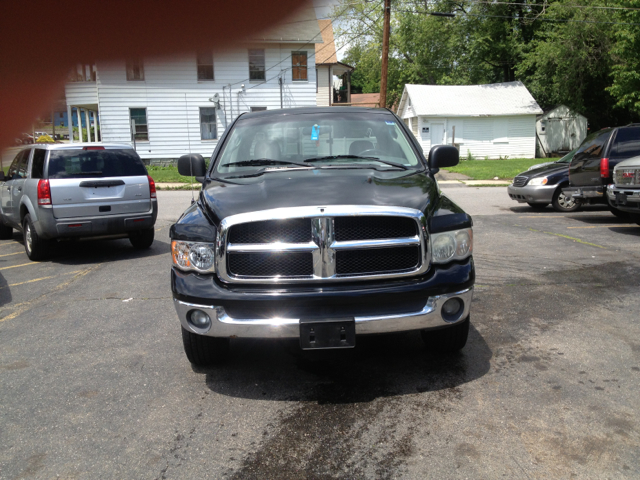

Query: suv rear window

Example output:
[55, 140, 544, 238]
[47, 149, 147, 179]
[610, 127, 640, 159]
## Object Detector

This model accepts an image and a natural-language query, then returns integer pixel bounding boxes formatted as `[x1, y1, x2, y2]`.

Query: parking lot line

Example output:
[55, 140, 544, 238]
[527, 227, 606, 249]
[0, 251, 23, 258]
[0, 262, 38, 271]
[567, 225, 639, 229]
[0, 270, 83, 290]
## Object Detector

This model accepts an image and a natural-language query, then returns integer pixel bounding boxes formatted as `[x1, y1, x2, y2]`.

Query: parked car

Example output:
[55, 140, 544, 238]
[508, 148, 580, 212]
[606, 155, 640, 225]
[170, 107, 475, 366]
[0, 143, 157, 260]
[563, 124, 640, 218]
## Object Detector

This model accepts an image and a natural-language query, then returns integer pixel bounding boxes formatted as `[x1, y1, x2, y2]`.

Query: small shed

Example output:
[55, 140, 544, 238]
[396, 82, 543, 159]
[536, 105, 588, 157]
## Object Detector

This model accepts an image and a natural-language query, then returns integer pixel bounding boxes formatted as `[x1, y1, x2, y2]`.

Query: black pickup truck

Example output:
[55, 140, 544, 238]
[170, 107, 475, 366]
[563, 124, 640, 216]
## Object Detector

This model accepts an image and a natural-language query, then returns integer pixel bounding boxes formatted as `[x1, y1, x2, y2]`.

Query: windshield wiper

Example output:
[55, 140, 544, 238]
[304, 155, 408, 170]
[221, 158, 311, 168]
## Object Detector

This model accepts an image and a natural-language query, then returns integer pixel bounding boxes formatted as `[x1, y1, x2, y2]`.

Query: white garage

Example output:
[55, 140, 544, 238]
[396, 82, 543, 159]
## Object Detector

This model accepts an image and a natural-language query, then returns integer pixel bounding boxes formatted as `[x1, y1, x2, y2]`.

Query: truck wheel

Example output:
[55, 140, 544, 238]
[552, 187, 581, 212]
[421, 316, 470, 353]
[22, 214, 51, 261]
[527, 203, 548, 210]
[181, 327, 230, 366]
[0, 221, 13, 240]
[129, 227, 154, 249]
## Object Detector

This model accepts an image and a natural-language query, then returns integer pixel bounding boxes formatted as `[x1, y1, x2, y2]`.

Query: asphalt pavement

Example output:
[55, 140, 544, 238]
[1, 186, 639, 479]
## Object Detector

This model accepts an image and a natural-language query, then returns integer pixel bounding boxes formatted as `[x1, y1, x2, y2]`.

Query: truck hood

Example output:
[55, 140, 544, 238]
[614, 155, 640, 170]
[200, 168, 437, 224]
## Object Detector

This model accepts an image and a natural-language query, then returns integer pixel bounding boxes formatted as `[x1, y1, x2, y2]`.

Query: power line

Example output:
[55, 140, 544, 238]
[452, 0, 640, 11]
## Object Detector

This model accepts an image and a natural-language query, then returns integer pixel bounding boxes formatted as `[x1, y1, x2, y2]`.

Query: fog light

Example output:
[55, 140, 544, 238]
[442, 298, 462, 320]
[188, 309, 211, 332]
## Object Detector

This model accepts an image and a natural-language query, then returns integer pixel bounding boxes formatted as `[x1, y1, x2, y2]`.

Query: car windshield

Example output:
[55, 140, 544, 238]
[47, 149, 148, 179]
[214, 112, 422, 176]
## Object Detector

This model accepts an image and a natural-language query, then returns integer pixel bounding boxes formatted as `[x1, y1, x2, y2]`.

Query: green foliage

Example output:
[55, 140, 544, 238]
[445, 158, 560, 179]
[146, 165, 191, 183]
[333, 0, 639, 124]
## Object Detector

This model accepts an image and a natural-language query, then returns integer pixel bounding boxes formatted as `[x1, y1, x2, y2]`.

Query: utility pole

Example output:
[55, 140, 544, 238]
[379, 0, 391, 109]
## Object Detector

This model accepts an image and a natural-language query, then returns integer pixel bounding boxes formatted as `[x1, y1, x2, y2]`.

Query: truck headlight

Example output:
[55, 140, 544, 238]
[430, 228, 473, 264]
[528, 177, 548, 186]
[171, 241, 216, 273]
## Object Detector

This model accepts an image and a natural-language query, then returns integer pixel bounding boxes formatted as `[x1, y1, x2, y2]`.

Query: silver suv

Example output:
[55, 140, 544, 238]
[0, 144, 158, 260]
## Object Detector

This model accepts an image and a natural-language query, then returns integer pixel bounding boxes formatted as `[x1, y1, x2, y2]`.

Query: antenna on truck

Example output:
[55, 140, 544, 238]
[184, 94, 195, 205]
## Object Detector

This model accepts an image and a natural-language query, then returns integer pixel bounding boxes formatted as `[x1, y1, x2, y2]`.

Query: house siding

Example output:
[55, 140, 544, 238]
[66, 44, 317, 159]
[416, 116, 537, 159]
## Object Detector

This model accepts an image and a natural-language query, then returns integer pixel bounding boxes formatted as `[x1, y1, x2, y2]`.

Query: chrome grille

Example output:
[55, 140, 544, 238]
[216, 206, 429, 284]
[615, 168, 640, 187]
[513, 176, 528, 187]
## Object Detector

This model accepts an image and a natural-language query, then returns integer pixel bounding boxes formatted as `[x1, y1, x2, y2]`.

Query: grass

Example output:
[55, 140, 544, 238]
[445, 157, 560, 180]
[146, 165, 191, 183]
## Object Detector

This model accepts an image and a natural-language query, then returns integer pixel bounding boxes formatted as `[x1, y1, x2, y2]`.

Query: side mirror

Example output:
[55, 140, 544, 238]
[428, 145, 459, 170]
[178, 154, 206, 177]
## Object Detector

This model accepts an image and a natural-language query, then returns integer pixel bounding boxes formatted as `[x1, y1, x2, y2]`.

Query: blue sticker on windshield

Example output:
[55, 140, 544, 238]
[385, 121, 396, 125]
[311, 125, 319, 141]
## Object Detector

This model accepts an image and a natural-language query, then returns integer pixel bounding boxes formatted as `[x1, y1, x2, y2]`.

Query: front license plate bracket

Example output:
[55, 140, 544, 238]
[299, 318, 356, 350]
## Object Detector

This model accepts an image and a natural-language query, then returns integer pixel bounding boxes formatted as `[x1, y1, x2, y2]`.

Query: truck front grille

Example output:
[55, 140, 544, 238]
[217, 206, 428, 284]
[615, 169, 640, 187]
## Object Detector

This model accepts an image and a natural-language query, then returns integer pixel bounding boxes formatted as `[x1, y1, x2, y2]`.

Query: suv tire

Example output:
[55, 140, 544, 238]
[129, 228, 154, 249]
[608, 201, 630, 220]
[23, 214, 51, 261]
[527, 203, 548, 210]
[552, 187, 581, 213]
[181, 327, 230, 366]
[0, 221, 13, 240]
[421, 315, 470, 353]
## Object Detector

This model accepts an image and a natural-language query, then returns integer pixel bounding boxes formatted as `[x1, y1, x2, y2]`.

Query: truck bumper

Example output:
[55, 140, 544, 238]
[562, 186, 605, 203]
[507, 184, 556, 204]
[606, 185, 640, 214]
[172, 258, 475, 338]
[34, 200, 158, 239]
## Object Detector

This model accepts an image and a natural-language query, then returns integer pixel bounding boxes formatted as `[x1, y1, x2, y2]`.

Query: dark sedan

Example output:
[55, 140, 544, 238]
[508, 149, 580, 212]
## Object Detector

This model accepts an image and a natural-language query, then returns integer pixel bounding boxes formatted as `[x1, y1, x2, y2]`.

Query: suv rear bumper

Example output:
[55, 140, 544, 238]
[34, 200, 158, 239]
[172, 258, 475, 338]
[562, 186, 605, 203]
[607, 185, 640, 213]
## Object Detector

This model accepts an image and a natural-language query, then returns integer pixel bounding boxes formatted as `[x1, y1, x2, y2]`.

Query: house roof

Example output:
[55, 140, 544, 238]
[398, 81, 543, 117]
[247, 1, 322, 43]
[315, 19, 337, 64]
[351, 93, 380, 107]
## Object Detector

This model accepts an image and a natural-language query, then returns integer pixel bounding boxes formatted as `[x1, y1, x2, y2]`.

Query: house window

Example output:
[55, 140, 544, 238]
[249, 49, 266, 81]
[126, 59, 144, 81]
[292, 51, 308, 81]
[493, 118, 509, 143]
[250, 107, 267, 112]
[130, 108, 148, 141]
[197, 51, 214, 81]
[200, 107, 217, 140]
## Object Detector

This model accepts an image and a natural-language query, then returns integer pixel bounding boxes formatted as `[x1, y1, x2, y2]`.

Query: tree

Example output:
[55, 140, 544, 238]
[608, 0, 640, 115]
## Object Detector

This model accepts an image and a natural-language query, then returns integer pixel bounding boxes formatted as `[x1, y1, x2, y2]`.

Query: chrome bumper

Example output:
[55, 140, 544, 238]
[174, 287, 474, 338]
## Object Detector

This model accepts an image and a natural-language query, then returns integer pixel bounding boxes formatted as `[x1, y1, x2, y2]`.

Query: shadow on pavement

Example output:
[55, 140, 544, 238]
[0, 272, 11, 307]
[508, 204, 609, 214]
[198, 324, 492, 404]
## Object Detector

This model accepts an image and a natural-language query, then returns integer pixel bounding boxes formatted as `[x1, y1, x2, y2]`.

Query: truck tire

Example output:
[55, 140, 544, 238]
[181, 327, 230, 366]
[0, 220, 13, 239]
[527, 203, 548, 210]
[22, 214, 51, 261]
[421, 316, 470, 353]
[129, 227, 154, 249]
[552, 187, 581, 213]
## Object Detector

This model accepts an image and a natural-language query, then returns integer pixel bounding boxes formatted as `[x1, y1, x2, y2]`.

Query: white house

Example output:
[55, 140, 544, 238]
[314, 19, 353, 107]
[536, 105, 588, 157]
[396, 82, 544, 159]
[65, 3, 323, 160]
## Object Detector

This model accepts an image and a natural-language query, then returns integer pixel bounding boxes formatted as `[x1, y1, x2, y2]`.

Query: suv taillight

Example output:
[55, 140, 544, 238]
[600, 157, 609, 178]
[37, 179, 51, 205]
[148, 175, 156, 198]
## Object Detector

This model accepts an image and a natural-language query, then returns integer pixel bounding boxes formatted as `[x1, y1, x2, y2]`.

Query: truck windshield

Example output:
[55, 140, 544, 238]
[47, 149, 148, 179]
[214, 112, 423, 175]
